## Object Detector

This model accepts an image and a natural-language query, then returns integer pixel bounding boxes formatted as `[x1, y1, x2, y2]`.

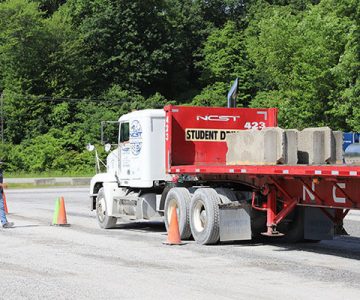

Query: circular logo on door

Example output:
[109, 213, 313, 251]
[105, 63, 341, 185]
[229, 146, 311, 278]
[130, 120, 142, 156]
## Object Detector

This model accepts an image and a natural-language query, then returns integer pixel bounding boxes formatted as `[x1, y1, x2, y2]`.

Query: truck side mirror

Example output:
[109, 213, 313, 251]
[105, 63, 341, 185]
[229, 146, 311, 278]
[104, 143, 112, 152]
[86, 143, 95, 152]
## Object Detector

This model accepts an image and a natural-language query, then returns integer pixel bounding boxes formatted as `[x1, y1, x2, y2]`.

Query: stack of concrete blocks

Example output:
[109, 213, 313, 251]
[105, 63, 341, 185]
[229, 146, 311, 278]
[226, 127, 298, 165]
[297, 127, 343, 164]
[226, 127, 343, 165]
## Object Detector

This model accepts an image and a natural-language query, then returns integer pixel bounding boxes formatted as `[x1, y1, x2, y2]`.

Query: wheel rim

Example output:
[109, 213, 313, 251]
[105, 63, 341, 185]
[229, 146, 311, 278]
[193, 200, 206, 232]
[167, 198, 179, 224]
[97, 197, 106, 223]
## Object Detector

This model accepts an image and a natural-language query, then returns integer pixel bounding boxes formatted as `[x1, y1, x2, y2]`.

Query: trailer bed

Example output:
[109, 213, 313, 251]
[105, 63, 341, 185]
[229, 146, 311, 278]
[170, 164, 360, 178]
[170, 163, 360, 212]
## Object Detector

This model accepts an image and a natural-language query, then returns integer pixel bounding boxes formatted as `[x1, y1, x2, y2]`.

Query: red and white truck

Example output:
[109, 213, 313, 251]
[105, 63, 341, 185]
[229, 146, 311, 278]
[89, 105, 360, 244]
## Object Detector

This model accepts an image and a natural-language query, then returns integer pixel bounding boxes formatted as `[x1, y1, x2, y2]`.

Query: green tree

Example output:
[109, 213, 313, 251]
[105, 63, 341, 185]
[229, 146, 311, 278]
[199, 21, 254, 106]
[0, 0, 91, 144]
[43, 6, 91, 98]
[246, 2, 356, 129]
[35, 0, 66, 15]
[66, 0, 174, 97]
[0, 0, 51, 94]
[131, 0, 247, 101]
[191, 82, 229, 107]
[325, 0, 360, 131]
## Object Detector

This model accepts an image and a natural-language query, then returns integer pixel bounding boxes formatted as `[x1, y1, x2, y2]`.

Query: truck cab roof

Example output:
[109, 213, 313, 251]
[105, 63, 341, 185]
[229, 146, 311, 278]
[118, 109, 165, 122]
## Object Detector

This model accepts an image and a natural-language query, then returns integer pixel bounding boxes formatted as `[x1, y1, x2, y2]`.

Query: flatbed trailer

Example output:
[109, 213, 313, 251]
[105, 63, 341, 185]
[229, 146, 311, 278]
[164, 105, 360, 241]
[169, 164, 360, 233]
[90, 104, 360, 245]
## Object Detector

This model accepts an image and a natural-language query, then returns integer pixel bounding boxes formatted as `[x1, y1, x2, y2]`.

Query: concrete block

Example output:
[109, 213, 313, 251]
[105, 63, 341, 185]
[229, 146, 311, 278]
[333, 131, 344, 164]
[264, 128, 285, 164]
[322, 127, 333, 163]
[325, 128, 343, 164]
[284, 129, 298, 165]
[226, 127, 289, 165]
[298, 127, 343, 164]
[298, 128, 325, 164]
[226, 131, 254, 165]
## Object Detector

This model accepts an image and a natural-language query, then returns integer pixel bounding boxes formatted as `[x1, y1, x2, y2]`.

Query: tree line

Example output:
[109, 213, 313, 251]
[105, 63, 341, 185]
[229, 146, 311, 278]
[0, 0, 359, 174]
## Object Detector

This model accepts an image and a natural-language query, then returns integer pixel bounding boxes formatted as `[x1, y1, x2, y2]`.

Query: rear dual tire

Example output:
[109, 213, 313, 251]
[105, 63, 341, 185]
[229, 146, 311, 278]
[189, 188, 221, 245]
[165, 187, 239, 245]
[164, 188, 192, 240]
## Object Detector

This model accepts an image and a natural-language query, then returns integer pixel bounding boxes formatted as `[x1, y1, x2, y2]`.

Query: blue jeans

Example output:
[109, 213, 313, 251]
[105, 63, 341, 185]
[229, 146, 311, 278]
[0, 192, 7, 225]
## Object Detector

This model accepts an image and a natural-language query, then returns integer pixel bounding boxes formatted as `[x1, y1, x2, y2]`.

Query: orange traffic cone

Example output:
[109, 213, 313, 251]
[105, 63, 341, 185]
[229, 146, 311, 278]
[53, 196, 70, 227]
[163, 206, 182, 245]
[2, 192, 8, 214]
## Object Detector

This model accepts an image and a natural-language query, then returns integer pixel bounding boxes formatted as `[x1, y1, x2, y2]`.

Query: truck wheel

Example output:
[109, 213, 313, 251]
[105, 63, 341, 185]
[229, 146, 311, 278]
[190, 188, 221, 245]
[96, 188, 117, 229]
[164, 188, 192, 239]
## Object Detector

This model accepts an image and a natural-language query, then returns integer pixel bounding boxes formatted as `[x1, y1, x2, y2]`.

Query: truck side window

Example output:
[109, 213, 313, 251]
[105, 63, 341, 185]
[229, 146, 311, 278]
[120, 122, 129, 143]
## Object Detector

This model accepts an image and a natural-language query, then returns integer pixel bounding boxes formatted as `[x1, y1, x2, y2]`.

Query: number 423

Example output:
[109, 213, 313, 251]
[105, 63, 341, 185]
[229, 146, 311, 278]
[244, 122, 266, 129]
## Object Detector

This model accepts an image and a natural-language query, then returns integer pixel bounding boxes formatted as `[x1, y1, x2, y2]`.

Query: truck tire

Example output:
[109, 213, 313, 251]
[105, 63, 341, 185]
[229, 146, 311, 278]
[164, 188, 192, 240]
[189, 188, 221, 245]
[96, 187, 117, 229]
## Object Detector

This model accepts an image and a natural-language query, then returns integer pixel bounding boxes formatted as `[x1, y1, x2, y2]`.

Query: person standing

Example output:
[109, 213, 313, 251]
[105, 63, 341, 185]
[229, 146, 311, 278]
[0, 163, 14, 228]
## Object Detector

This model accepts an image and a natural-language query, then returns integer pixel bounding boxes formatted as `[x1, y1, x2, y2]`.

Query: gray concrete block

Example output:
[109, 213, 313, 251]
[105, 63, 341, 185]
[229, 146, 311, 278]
[322, 127, 343, 164]
[333, 131, 344, 164]
[264, 128, 285, 164]
[284, 129, 298, 165]
[298, 129, 325, 164]
[226, 131, 254, 165]
[226, 127, 288, 165]
[322, 127, 333, 163]
[298, 127, 343, 164]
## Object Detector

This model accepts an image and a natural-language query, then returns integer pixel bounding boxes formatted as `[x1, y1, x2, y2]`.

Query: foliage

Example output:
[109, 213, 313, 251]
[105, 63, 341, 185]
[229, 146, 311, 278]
[0, 0, 359, 173]
[192, 82, 229, 107]
[198, 21, 254, 106]
[245, 0, 359, 129]
[65, 0, 175, 96]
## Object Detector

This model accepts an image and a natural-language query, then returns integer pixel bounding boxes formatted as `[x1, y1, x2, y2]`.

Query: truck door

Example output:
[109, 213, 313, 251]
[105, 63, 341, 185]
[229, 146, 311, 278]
[119, 121, 131, 180]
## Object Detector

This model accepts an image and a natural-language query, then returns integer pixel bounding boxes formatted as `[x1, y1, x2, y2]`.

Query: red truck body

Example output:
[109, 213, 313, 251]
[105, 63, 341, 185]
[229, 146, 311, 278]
[164, 105, 360, 236]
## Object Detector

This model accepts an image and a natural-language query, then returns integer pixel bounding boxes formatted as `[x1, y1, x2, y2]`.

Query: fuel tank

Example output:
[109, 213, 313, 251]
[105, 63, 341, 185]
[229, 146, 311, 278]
[344, 143, 360, 164]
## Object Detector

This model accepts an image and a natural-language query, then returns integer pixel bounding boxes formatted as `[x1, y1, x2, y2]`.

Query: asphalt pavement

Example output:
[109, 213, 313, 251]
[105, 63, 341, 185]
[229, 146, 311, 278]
[1, 187, 360, 299]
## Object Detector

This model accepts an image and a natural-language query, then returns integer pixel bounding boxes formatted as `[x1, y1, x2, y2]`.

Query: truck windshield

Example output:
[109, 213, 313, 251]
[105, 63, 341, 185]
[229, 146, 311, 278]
[120, 122, 129, 143]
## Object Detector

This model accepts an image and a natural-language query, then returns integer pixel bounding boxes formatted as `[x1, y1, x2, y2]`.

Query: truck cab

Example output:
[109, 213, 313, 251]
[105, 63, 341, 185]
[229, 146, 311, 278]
[114, 109, 169, 187]
[89, 109, 170, 228]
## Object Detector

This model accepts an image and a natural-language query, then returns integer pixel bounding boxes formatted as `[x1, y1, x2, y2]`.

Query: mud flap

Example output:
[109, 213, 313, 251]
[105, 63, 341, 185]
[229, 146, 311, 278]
[304, 207, 334, 240]
[219, 203, 251, 242]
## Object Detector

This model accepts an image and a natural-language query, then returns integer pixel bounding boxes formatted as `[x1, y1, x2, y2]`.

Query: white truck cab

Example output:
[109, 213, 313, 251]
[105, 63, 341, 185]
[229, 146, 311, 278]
[89, 109, 170, 228]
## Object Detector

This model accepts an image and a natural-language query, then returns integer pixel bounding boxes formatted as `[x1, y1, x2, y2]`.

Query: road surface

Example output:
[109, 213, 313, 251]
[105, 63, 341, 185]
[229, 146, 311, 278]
[1, 188, 360, 299]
